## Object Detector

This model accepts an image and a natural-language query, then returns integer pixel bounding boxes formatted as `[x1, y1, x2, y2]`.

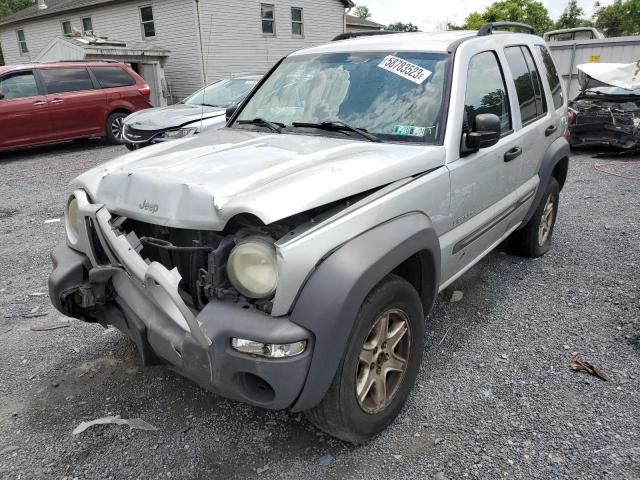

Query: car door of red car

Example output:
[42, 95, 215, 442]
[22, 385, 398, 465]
[0, 69, 52, 150]
[37, 66, 107, 139]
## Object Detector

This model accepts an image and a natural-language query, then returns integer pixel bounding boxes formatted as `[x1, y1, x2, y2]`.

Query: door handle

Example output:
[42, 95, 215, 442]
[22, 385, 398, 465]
[545, 125, 557, 136]
[33, 101, 47, 106]
[49, 99, 64, 105]
[504, 146, 522, 162]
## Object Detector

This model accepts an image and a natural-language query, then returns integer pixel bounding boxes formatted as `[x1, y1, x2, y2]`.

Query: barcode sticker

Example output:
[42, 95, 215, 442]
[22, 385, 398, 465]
[378, 55, 432, 85]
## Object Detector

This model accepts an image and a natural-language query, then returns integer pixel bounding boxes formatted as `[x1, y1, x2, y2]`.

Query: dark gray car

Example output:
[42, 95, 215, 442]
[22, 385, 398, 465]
[122, 74, 261, 149]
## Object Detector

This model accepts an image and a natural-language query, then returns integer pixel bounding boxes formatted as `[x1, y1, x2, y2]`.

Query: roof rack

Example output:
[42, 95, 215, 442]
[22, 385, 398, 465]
[56, 59, 121, 63]
[477, 22, 537, 37]
[332, 30, 398, 42]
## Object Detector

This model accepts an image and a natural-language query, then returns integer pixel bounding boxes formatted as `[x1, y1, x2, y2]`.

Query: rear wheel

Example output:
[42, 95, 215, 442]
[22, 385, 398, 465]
[510, 177, 560, 257]
[305, 275, 424, 443]
[106, 112, 128, 145]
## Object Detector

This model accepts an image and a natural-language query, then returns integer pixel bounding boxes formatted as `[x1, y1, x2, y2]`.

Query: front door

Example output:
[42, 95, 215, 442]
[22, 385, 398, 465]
[0, 70, 52, 150]
[443, 50, 522, 283]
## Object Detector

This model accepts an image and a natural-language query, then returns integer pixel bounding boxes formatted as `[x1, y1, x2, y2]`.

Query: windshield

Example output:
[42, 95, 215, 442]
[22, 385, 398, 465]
[234, 51, 450, 144]
[185, 78, 259, 108]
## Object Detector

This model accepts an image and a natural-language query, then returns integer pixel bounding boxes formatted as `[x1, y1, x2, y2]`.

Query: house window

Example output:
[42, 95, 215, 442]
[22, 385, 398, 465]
[261, 4, 275, 35]
[16, 29, 28, 54]
[82, 17, 93, 32]
[291, 7, 303, 36]
[140, 6, 156, 38]
[62, 21, 72, 35]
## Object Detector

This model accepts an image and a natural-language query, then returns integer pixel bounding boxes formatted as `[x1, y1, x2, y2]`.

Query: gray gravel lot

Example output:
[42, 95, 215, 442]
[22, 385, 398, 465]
[0, 142, 639, 480]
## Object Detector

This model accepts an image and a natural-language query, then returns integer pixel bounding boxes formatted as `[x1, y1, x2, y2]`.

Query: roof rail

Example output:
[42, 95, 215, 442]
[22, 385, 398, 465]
[332, 30, 398, 42]
[477, 22, 537, 37]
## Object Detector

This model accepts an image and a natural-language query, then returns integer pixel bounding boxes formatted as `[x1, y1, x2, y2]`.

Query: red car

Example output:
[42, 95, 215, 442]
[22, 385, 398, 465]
[0, 61, 151, 152]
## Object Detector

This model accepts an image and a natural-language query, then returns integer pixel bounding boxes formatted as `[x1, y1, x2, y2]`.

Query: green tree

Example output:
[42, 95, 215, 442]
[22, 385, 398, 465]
[353, 5, 371, 20]
[555, 0, 592, 29]
[594, 0, 640, 36]
[460, 0, 554, 34]
[387, 22, 419, 32]
[0, 0, 31, 19]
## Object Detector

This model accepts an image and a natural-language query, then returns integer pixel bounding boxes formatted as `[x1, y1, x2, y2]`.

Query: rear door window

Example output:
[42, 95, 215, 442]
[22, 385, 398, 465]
[504, 46, 547, 124]
[91, 67, 136, 88]
[39, 67, 95, 94]
[536, 45, 564, 110]
[0, 71, 39, 99]
[464, 51, 512, 134]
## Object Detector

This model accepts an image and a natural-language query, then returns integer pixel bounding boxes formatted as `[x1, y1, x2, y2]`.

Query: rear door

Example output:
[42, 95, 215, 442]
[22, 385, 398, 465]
[38, 66, 108, 139]
[0, 70, 52, 150]
[503, 45, 555, 189]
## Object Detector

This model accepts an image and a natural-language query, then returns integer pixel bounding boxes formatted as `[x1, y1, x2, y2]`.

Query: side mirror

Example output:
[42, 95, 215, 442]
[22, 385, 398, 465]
[466, 113, 501, 150]
[226, 105, 238, 121]
[0, 90, 5, 100]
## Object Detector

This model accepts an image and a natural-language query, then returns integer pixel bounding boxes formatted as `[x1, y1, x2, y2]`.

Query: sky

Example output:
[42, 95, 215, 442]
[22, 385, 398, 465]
[355, 0, 615, 31]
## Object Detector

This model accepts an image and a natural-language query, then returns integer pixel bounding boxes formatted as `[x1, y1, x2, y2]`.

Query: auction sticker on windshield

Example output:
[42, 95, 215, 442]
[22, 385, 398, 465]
[378, 55, 432, 85]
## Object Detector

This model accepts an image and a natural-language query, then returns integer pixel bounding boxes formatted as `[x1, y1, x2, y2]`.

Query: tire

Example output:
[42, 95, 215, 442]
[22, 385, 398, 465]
[106, 112, 128, 145]
[305, 274, 425, 443]
[125, 143, 138, 151]
[510, 177, 560, 258]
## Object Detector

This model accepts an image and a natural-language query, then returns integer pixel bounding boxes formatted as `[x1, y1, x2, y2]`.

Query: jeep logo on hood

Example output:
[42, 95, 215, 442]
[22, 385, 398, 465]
[139, 199, 159, 214]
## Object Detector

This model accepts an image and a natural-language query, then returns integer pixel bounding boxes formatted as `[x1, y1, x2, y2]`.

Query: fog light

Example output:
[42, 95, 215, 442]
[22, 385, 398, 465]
[231, 338, 306, 358]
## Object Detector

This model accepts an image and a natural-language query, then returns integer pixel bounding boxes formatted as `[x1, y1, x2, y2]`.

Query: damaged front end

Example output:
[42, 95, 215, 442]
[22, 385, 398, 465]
[48, 188, 366, 409]
[569, 62, 640, 149]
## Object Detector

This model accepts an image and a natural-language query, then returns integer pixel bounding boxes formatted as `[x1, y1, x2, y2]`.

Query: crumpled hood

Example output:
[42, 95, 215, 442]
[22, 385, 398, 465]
[73, 128, 446, 230]
[125, 103, 226, 131]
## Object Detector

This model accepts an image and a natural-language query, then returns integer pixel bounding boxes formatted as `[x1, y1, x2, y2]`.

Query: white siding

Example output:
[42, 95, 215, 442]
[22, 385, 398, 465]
[198, 0, 345, 81]
[0, 0, 202, 99]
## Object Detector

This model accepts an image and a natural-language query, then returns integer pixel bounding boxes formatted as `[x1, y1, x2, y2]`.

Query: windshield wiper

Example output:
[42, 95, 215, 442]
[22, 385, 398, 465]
[291, 121, 381, 143]
[200, 103, 221, 108]
[236, 118, 285, 133]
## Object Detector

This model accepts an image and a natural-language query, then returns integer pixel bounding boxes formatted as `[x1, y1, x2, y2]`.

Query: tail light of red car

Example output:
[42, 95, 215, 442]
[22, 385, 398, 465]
[138, 85, 151, 99]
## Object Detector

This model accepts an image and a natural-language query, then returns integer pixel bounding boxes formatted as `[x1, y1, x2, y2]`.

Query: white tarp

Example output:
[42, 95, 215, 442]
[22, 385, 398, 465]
[577, 62, 640, 91]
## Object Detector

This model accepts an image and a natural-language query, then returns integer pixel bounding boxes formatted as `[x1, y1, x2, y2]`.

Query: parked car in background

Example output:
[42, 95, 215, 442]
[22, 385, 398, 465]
[0, 61, 151, 153]
[569, 62, 640, 149]
[544, 27, 605, 42]
[123, 74, 262, 149]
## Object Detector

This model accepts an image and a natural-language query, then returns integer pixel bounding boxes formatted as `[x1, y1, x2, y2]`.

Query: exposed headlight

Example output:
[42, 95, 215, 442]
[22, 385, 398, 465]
[232, 338, 306, 358]
[227, 239, 278, 299]
[65, 195, 82, 245]
[159, 127, 199, 140]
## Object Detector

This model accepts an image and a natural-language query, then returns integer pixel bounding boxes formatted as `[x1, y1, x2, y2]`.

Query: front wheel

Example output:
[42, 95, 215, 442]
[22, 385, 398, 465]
[510, 177, 560, 258]
[106, 112, 128, 145]
[305, 275, 425, 443]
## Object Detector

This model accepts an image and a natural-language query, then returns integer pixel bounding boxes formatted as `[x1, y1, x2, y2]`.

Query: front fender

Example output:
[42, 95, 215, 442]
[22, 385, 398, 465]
[289, 213, 440, 412]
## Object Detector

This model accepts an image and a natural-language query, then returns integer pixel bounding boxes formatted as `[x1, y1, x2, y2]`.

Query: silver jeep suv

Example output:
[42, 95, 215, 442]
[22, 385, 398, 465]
[49, 23, 569, 443]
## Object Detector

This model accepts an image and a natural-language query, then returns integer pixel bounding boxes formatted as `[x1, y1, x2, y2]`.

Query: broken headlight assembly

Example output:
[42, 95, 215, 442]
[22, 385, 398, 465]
[227, 238, 278, 299]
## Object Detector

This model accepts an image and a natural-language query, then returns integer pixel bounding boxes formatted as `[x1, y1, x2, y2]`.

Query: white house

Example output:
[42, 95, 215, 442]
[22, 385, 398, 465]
[0, 0, 353, 101]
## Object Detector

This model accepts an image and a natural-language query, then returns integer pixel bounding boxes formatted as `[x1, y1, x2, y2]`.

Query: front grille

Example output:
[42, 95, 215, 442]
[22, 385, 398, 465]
[87, 218, 112, 265]
[122, 219, 224, 307]
[123, 125, 158, 143]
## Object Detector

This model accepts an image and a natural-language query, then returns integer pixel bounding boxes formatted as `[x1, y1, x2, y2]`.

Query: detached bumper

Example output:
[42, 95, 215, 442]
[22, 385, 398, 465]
[49, 192, 313, 410]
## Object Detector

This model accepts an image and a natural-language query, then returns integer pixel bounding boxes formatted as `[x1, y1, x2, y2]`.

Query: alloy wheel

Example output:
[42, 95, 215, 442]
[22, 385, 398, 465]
[538, 193, 555, 247]
[111, 116, 125, 141]
[355, 308, 411, 414]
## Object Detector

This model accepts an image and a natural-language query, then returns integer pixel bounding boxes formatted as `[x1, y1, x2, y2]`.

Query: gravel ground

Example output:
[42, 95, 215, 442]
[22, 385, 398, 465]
[0, 142, 639, 480]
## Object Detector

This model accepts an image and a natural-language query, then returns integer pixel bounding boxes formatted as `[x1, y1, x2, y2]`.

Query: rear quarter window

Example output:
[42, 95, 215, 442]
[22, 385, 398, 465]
[40, 67, 94, 94]
[536, 45, 564, 110]
[91, 67, 136, 88]
[504, 46, 547, 124]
